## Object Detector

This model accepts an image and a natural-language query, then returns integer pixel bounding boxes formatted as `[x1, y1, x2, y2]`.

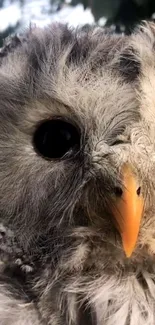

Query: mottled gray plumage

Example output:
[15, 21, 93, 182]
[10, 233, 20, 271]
[0, 22, 154, 325]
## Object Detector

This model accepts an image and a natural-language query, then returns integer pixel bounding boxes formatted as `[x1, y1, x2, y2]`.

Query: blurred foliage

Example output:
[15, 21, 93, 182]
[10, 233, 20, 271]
[0, 0, 155, 48]
[71, 0, 155, 33]
[0, 0, 4, 8]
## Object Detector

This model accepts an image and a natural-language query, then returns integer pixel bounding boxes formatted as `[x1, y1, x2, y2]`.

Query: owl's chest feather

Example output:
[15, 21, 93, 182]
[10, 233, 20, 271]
[1, 224, 155, 325]
[90, 271, 155, 325]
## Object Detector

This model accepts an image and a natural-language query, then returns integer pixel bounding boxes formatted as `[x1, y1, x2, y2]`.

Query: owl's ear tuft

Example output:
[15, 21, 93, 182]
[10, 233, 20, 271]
[119, 22, 155, 82]
[119, 47, 141, 82]
[67, 38, 90, 66]
[134, 21, 155, 47]
[0, 24, 37, 65]
[0, 35, 21, 60]
[130, 21, 155, 69]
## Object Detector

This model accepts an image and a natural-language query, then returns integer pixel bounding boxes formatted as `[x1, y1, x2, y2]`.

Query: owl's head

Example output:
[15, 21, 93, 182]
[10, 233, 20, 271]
[0, 23, 154, 270]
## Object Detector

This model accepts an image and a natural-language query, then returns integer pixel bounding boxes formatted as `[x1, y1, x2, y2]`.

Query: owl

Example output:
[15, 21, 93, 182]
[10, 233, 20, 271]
[0, 21, 154, 325]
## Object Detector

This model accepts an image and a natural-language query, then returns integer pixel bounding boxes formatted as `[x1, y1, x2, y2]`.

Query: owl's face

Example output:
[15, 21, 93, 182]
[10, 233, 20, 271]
[0, 23, 155, 272]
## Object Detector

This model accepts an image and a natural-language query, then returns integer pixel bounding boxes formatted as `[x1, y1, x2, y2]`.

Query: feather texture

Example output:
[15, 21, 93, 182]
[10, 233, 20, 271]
[0, 22, 154, 325]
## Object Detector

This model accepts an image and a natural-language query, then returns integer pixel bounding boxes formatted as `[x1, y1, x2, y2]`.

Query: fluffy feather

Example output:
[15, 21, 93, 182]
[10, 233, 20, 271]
[0, 22, 155, 325]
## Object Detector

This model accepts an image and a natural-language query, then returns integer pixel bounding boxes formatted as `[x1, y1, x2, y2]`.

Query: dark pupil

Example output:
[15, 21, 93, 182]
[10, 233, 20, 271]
[33, 119, 80, 159]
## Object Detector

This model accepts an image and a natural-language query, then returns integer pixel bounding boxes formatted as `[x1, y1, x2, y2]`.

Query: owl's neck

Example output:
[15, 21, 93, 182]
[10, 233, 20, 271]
[92, 271, 155, 325]
[1, 222, 155, 325]
[65, 269, 155, 325]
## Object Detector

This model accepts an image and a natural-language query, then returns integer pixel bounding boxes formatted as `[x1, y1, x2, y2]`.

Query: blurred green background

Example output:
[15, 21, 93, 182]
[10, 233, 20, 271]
[0, 0, 155, 47]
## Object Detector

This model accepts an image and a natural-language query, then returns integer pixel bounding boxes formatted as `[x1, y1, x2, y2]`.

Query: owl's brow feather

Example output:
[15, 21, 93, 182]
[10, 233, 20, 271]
[142, 155, 154, 216]
[94, 108, 137, 150]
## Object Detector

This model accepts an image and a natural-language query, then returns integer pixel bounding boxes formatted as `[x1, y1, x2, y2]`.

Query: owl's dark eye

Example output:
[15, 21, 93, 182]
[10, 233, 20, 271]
[33, 119, 80, 160]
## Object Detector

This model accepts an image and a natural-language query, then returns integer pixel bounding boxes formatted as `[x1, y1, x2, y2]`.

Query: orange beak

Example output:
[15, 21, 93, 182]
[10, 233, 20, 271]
[113, 164, 144, 258]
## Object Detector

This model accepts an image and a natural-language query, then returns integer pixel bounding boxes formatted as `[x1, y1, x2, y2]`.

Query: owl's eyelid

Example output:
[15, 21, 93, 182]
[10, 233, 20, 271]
[111, 134, 130, 146]
[111, 139, 125, 146]
[111, 138, 130, 146]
